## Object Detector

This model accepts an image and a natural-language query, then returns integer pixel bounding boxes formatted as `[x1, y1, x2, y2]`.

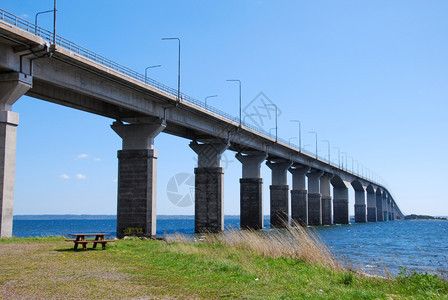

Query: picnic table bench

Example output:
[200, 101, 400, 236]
[66, 233, 114, 251]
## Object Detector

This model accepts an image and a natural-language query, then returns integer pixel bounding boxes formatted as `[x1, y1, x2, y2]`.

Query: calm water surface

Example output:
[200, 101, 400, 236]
[11, 216, 448, 278]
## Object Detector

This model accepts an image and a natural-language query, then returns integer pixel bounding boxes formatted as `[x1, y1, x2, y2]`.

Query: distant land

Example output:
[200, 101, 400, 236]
[13, 215, 241, 221]
[404, 214, 447, 221]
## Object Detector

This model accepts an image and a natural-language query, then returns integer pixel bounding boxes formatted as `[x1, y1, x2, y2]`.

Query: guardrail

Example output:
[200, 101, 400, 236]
[0, 8, 387, 187]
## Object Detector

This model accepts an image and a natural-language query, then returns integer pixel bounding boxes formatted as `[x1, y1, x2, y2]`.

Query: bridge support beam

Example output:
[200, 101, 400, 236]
[307, 170, 324, 226]
[354, 187, 367, 223]
[376, 190, 384, 221]
[190, 141, 228, 233]
[366, 187, 377, 222]
[382, 193, 389, 221]
[0, 72, 32, 238]
[288, 165, 310, 226]
[112, 119, 165, 238]
[236, 153, 267, 230]
[320, 173, 333, 225]
[333, 185, 349, 224]
[267, 160, 292, 228]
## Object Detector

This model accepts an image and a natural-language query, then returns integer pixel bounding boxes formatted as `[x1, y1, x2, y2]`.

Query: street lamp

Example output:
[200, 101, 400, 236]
[308, 132, 318, 159]
[348, 156, 354, 173]
[333, 147, 341, 168]
[322, 140, 330, 163]
[145, 65, 161, 83]
[290, 120, 301, 152]
[341, 152, 347, 171]
[35, 9, 54, 33]
[266, 104, 278, 142]
[204, 95, 218, 109]
[162, 37, 181, 104]
[226, 79, 242, 126]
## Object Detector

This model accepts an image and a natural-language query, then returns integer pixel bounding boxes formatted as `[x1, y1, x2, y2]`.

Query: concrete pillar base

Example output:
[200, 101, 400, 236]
[0, 72, 32, 238]
[116, 149, 158, 238]
[291, 190, 307, 226]
[367, 207, 377, 222]
[240, 178, 263, 229]
[270, 185, 289, 228]
[321, 196, 332, 225]
[195, 167, 224, 233]
[355, 204, 367, 223]
[308, 193, 322, 226]
[333, 199, 349, 224]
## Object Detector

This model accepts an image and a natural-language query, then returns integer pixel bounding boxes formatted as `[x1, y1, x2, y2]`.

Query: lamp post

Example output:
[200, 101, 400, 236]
[204, 95, 218, 109]
[333, 147, 340, 168]
[162, 37, 181, 104]
[308, 132, 318, 159]
[35, 9, 54, 33]
[341, 152, 347, 171]
[144, 65, 161, 83]
[265, 104, 278, 142]
[348, 156, 354, 173]
[322, 140, 330, 163]
[226, 79, 242, 126]
[290, 120, 301, 151]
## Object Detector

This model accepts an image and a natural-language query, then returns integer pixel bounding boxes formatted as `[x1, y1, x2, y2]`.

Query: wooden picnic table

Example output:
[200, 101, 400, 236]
[66, 233, 113, 251]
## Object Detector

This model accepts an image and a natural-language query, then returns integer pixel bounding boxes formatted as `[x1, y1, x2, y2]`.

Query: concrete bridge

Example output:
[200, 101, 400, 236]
[0, 9, 404, 238]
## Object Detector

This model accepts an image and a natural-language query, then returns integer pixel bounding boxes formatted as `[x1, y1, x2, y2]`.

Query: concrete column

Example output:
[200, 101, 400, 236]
[236, 153, 267, 230]
[288, 166, 310, 226]
[320, 173, 333, 225]
[366, 187, 377, 222]
[376, 190, 384, 221]
[354, 187, 367, 223]
[190, 141, 228, 233]
[390, 202, 395, 220]
[307, 170, 324, 226]
[382, 193, 388, 221]
[333, 185, 349, 224]
[266, 160, 292, 228]
[0, 72, 32, 237]
[112, 119, 165, 238]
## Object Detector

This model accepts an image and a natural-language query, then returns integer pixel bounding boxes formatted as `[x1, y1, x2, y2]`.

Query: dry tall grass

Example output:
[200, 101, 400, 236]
[168, 220, 340, 270]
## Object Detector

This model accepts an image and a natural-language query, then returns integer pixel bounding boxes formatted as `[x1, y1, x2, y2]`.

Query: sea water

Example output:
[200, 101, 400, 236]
[11, 216, 448, 278]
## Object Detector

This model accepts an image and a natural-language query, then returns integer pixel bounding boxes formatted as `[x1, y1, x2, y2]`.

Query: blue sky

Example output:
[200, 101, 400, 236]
[3, 1, 448, 216]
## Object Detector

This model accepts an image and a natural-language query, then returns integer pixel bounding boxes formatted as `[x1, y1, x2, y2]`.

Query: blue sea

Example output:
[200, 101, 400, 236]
[11, 215, 448, 278]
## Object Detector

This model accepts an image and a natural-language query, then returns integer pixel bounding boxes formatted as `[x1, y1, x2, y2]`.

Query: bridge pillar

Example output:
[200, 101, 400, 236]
[376, 190, 384, 221]
[112, 119, 165, 238]
[267, 160, 292, 228]
[390, 202, 395, 220]
[333, 185, 349, 224]
[382, 193, 389, 221]
[320, 173, 333, 225]
[288, 165, 310, 226]
[0, 72, 32, 238]
[354, 186, 367, 223]
[190, 141, 228, 233]
[307, 170, 324, 226]
[366, 187, 377, 222]
[236, 153, 267, 230]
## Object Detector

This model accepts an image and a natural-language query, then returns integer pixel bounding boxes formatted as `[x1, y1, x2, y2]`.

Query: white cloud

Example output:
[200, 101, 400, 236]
[94, 157, 101, 161]
[76, 154, 90, 160]
[113, 178, 118, 183]
[60, 174, 70, 179]
[75, 174, 87, 180]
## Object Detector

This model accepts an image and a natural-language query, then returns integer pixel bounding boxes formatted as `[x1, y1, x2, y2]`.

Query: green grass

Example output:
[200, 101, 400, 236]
[1, 236, 447, 299]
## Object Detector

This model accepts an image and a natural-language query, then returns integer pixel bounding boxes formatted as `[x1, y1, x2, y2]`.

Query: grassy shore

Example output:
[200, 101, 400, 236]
[1, 234, 447, 299]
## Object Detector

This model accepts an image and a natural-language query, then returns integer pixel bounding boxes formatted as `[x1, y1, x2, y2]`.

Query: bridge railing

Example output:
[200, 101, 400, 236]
[0, 8, 387, 187]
